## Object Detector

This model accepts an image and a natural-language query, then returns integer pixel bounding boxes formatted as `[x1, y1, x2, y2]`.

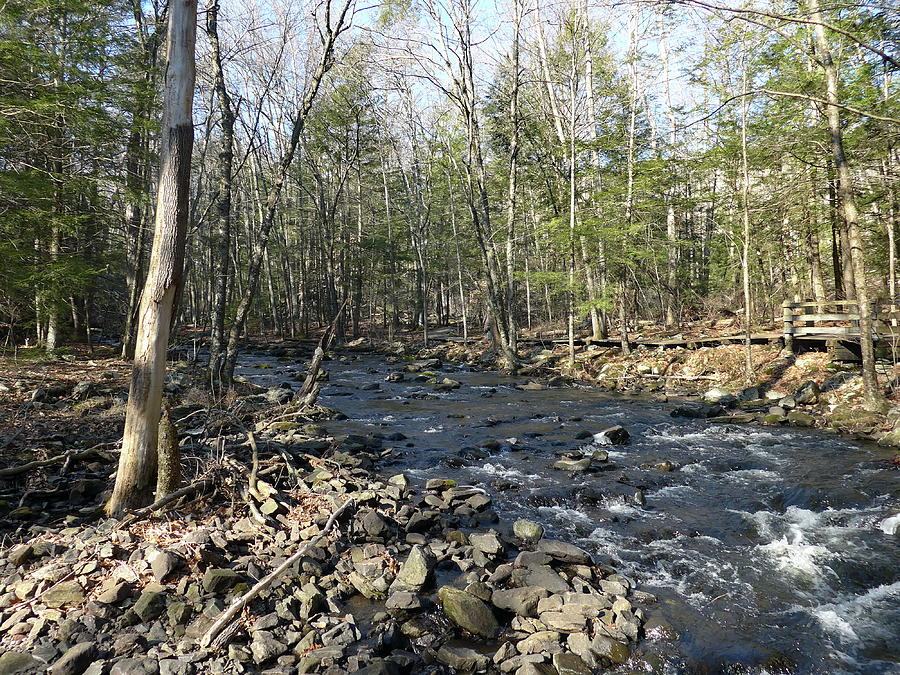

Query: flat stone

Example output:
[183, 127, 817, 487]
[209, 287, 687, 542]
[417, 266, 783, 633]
[438, 586, 499, 637]
[44, 581, 85, 609]
[50, 643, 96, 675]
[491, 586, 548, 617]
[133, 590, 167, 622]
[539, 609, 588, 632]
[516, 630, 562, 655]
[469, 532, 503, 555]
[436, 645, 490, 671]
[524, 565, 570, 593]
[552, 458, 591, 472]
[0, 652, 43, 673]
[552, 652, 592, 675]
[202, 568, 241, 594]
[385, 591, 422, 610]
[8, 544, 33, 567]
[536, 539, 593, 565]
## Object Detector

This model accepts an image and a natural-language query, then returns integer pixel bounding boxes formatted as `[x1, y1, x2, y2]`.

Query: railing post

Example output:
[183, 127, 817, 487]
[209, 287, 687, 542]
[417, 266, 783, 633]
[782, 300, 794, 353]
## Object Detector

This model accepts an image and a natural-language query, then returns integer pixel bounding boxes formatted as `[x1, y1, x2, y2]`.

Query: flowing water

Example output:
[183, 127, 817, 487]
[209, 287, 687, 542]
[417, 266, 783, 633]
[238, 352, 900, 674]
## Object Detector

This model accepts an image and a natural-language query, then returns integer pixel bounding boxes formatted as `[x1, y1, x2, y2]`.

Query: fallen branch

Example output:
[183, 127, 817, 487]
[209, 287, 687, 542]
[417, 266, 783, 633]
[0, 445, 114, 478]
[200, 496, 355, 649]
[117, 477, 216, 528]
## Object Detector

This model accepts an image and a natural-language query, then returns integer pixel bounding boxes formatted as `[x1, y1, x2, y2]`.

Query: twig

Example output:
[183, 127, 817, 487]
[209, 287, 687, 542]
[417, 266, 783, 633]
[199, 496, 355, 649]
[0, 445, 114, 478]
[116, 478, 216, 529]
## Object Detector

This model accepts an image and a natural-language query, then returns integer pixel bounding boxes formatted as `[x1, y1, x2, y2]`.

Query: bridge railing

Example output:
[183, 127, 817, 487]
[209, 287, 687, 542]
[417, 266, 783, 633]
[781, 299, 900, 350]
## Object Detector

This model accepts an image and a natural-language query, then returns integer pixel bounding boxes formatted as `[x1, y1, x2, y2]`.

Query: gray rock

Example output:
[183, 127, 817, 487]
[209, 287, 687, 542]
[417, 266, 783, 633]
[7, 544, 33, 567]
[389, 545, 434, 593]
[552, 458, 591, 472]
[49, 642, 95, 675]
[524, 565, 569, 593]
[515, 663, 557, 675]
[469, 532, 503, 555]
[133, 590, 167, 622]
[149, 550, 183, 583]
[43, 581, 85, 608]
[539, 609, 588, 632]
[516, 630, 561, 655]
[491, 586, 548, 617]
[436, 645, 489, 671]
[0, 651, 43, 674]
[513, 519, 544, 543]
[552, 652, 592, 675]
[360, 510, 390, 539]
[159, 659, 194, 675]
[110, 659, 159, 675]
[201, 568, 241, 594]
[437, 586, 499, 637]
[385, 591, 422, 610]
[590, 635, 630, 664]
[537, 538, 593, 565]
[250, 631, 288, 664]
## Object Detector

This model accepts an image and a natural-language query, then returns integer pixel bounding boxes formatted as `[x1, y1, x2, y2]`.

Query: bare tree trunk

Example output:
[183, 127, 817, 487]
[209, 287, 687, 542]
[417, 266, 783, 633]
[107, 0, 197, 516]
[810, 0, 881, 408]
[206, 0, 235, 391]
[740, 61, 753, 382]
[505, 0, 521, 349]
[222, 0, 353, 387]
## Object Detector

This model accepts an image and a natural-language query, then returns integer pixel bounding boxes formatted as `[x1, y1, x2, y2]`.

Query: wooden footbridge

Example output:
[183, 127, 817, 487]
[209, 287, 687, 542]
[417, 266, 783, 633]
[434, 300, 900, 361]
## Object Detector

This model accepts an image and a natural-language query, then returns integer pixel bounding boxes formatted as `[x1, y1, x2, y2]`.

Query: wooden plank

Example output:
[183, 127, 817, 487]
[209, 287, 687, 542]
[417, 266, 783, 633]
[786, 313, 859, 322]
[794, 326, 860, 336]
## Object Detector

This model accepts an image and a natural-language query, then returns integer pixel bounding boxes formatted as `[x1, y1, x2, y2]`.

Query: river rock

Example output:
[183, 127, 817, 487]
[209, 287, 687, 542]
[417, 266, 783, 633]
[491, 586, 548, 617]
[786, 410, 815, 426]
[594, 425, 629, 445]
[513, 519, 544, 543]
[49, 642, 95, 675]
[517, 630, 562, 655]
[552, 652, 593, 675]
[522, 565, 569, 593]
[552, 457, 591, 472]
[470, 532, 504, 556]
[436, 645, 489, 671]
[389, 545, 435, 593]
[438, 586, 499, 637]
[250, 630, 287, 664]
[702, 387, 731, 403]
[794, 381, 820, 404]
[359, 509, 391, 539]
[670, 403, 724, 418]
[536, 539, 593, 565]
[133, 589, 167, 622]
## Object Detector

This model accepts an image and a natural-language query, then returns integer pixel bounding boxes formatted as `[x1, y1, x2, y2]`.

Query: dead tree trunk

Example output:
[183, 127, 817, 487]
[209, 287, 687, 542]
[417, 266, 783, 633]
[106, 0, 197, 516]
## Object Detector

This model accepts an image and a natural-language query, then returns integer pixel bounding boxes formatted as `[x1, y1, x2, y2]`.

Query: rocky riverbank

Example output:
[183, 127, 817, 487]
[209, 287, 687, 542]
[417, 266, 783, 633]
[395, 336, 900, 454]
[0, 349, 654, 675]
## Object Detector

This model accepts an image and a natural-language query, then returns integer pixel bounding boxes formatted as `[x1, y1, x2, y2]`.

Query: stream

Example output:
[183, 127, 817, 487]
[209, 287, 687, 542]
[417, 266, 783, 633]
[237, 352, 899, 674]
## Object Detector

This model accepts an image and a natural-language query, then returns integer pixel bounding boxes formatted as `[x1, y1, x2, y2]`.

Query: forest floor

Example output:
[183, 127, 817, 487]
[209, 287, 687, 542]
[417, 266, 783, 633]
[0, 341, 654, 675]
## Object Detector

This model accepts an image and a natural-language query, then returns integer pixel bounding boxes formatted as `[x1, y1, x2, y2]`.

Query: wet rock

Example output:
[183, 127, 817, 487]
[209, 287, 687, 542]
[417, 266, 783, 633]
[594, 425, 629, 445]
[436, 645, 490, 671]
[44, 581, 85, 609]
[202, 568, 241, 594]
[425, 478, 456, 490]
[670, 403, 724, 419]
[552, 652, 592, 675]
[552, 458, 591, 472]
[536, 539, 593, 565]
[438, 586, 499, 637]
[786, 411, 815, 427]
[491, 586, 548, 617]
[589, 635, 630, 665]
[49, 642, 95, 675]
[513, 519, 544, 543]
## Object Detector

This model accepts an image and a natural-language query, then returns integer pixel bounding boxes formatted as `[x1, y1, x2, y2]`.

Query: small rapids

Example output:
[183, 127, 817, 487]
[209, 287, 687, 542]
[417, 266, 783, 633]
[239, 353, 900, 674]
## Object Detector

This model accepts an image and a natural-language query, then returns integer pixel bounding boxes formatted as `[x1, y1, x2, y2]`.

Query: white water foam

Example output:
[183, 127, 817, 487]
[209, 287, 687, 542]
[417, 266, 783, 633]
[878, 513, 900, 535]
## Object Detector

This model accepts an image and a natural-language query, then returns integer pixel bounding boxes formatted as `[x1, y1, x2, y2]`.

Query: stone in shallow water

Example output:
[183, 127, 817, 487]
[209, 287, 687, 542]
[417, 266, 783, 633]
[491, 586, 548, 617]
[436, 644, 490, 671]
[552, 458, 591, 472]
[552, 652, 592, 675]
[513, 519, 544, 543]
[438, 586, 499, 637]
[538, 538, 594, 565]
